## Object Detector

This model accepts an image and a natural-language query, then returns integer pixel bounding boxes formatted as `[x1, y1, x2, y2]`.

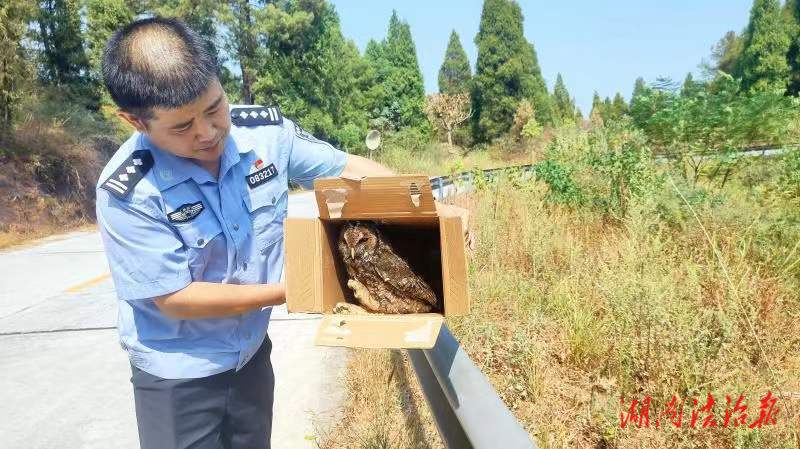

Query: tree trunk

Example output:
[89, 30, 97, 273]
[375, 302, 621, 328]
[446, 127, 453, 149]
[233, 0, 255, 104]
[240, 65, 253, 104]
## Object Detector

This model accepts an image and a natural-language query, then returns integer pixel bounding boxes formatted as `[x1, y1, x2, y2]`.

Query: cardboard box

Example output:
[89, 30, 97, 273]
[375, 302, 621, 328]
[284, 175, 470, 349]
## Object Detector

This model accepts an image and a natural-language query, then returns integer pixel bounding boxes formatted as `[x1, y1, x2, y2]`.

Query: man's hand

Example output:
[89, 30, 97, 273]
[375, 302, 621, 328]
[436, 202, 476, 252]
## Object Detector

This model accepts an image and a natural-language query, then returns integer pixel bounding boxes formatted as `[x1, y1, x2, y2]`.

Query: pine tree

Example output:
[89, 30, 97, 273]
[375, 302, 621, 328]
[551, 73, 574, 124]
[151, 0, 220, 60]
[36, 0, 92, 87]
[254, 0, 372, 151]
[87, 0, 135, 82]
[384, 11, 426, 128]
[709, 31, 743, 75]
[785, 0, 800, 95]
[736, 0, 791, 92]
[471, 0, 552, 142]
[0, 0, 35, 131]
[681, 72, 702, 97]
[602, 96, 613, 121]
[631, 77, 647, 100]
[629, 77, 652, 128]
[364, 11, 426, 130]
[611, 92, 628, 118]
[438, 30, 471, 94]
[220, 0, 259, 104]
[590, 91, 602, 118]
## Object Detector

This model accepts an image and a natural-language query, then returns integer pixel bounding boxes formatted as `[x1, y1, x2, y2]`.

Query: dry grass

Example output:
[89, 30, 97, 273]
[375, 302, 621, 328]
[448, 176, 800, 448]
[321, 169, 799, 448]
[377, 140, 512, 177]
[317, 349, 442, 449]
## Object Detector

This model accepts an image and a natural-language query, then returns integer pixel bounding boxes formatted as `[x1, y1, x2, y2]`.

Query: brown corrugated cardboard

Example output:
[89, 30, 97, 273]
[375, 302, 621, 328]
[284, 175, 470, 349]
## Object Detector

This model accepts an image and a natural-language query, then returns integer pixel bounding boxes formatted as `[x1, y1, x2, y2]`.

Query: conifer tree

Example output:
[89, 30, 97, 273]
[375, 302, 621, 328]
[364, 11, 426, 130]
[438, 30, 471, 94]
[611, 92, 628, 118]
[552, 73, 575, 124]
[384, 10, 426, 128]
[590, 91, 602, 118]
[709, 31, 743, 75]
[36, 0, 92, 87]
[471, 0, 552, 142]
[254, 0, 372, 151]
[681, 72, 702, 97]
[220, 0, 259, 104]
[0, 0, 35, 131]
[737, 0, 791, 92]
[87, 0, 135, 81]
[629, 77, 653, 127]
[602, 96, 613, 121]
[785, 0, 800, 95]
[151, 0, 220, 60]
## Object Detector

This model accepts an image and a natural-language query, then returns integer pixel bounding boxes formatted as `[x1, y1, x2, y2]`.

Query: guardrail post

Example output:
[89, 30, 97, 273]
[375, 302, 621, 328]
[407, 325, 536, 449]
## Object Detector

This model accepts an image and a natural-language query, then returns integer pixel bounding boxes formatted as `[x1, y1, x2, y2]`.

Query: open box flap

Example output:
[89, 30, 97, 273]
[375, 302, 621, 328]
[314, 175, 436, 220]
[284, 217, 324, 313]
[440, 215, 470, 315]
[315, 314, 444, 349]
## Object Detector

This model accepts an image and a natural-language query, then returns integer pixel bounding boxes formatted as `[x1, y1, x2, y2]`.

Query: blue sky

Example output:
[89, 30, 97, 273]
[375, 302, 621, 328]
[328, 0, 754, 114]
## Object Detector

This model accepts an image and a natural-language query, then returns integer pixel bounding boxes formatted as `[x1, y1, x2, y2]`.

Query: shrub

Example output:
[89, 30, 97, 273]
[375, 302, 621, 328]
[779, 150, 800, 198]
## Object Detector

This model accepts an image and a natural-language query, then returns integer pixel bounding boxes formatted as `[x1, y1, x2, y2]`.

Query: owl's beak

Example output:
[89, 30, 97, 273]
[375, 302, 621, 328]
[350, 248, 355, 259]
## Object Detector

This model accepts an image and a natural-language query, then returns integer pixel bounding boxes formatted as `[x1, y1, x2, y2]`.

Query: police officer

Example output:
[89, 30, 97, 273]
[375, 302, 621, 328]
[94, 17, 413, 449]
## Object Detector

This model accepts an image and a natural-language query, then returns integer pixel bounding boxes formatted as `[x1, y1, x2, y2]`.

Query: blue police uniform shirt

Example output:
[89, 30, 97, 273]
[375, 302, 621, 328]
[95, 105, 347, 379]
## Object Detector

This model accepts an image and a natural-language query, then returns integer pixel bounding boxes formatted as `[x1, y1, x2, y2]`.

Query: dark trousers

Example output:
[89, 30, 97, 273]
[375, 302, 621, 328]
[130, 336, 274, 449]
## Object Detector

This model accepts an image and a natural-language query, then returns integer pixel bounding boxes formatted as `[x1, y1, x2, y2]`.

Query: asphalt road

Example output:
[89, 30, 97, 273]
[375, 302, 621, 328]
[0, 191, 347, 449]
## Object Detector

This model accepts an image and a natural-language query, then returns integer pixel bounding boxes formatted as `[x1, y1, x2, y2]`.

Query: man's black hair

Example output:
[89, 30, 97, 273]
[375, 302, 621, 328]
[102, 17, 219, 119]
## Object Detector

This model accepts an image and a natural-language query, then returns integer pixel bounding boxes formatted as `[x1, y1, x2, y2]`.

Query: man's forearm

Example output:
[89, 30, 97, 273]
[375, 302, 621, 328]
[155, 282, 285, 319]
[340, 154, 395, 178]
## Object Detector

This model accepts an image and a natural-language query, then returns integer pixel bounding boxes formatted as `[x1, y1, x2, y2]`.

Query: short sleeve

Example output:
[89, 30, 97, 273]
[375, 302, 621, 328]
[96, 189, 192, 301]
[285, 118, 348, 189]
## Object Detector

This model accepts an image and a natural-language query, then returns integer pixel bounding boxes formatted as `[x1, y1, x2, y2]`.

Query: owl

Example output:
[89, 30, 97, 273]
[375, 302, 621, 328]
[334, 221, 438, 314]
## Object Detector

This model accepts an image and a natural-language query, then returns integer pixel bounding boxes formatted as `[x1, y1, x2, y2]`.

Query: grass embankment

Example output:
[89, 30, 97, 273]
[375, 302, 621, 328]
[375, 128, 533, 176]
[0, 92, 127, 250]
[320, 150, 800, 448]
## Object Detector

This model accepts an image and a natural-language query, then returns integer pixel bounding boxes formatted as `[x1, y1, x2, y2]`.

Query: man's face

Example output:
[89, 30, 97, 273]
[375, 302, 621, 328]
[122, 79, 231, 164]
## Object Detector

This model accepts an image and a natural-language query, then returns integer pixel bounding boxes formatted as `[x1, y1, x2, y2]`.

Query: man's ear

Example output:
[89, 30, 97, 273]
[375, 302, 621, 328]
[117, 111, 149, 133]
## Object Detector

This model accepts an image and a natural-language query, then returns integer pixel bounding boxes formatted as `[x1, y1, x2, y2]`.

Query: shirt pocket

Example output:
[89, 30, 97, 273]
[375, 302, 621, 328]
[244, 181, 287, 250]
[173, 213, 224, 279]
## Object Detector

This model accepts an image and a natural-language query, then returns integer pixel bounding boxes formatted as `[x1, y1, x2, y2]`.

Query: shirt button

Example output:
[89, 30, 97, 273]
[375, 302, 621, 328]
[233, 223, 240, 231]
[271, 196, 276, 205]
[196, 238, 204, 246]
[243, 262, 248, 271]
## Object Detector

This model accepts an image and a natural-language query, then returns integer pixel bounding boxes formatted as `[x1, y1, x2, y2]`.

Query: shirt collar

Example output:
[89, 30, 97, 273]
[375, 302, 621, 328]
[142, 134, 244, 191]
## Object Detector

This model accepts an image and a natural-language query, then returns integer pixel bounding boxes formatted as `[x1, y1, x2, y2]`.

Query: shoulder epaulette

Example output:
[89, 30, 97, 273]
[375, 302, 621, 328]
[230, 106, 283, 127]
[100, 150, 154, 199]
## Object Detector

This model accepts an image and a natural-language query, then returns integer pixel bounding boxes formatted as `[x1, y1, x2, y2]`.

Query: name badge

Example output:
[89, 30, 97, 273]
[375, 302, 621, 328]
[246, 163, 278, 189]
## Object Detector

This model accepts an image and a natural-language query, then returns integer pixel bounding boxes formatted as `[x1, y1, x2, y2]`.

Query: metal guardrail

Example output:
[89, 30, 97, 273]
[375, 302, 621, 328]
[403, 169, 537, 449]
[429, 164, 536, 200]
[407, 327, 536, 449]
[427, 144, 794, 199]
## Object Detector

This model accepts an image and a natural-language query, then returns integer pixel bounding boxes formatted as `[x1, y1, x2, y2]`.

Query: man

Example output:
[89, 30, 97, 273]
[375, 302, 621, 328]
[96, 17, 467, 449]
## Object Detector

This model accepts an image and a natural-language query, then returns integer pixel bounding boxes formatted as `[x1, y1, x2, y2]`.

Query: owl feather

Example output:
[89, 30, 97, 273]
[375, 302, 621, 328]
[337, 221, 437, 314]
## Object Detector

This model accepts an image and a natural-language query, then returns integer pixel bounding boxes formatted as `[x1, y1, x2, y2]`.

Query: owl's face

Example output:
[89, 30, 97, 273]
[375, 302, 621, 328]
[341, 222, 379, 261]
